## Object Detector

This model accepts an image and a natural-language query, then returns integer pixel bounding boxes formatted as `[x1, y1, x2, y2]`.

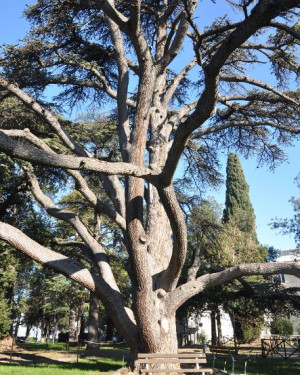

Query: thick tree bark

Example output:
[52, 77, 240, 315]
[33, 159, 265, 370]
[86, 292, 100, 350]
[68, 305, 77, 343]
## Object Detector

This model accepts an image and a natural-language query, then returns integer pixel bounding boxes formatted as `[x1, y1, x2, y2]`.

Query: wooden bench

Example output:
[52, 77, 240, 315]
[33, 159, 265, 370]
[137, 352, 213, 374]
[210, 346, 235, 373]
[210, 346, 249, 374]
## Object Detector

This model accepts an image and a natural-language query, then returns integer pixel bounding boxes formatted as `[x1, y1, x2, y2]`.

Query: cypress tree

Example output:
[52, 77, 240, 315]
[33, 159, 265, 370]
[223, 153, 256, 237]
[223, 153, 265, 342]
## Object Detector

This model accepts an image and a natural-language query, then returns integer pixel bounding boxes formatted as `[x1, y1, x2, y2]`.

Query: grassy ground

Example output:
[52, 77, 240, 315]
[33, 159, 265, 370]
[207, 356, 300, 375]
[1, 358, 300, 375]
[0, 360, 122, 375]
[0, 343, 299, 374]
[0, 342, 127, 374]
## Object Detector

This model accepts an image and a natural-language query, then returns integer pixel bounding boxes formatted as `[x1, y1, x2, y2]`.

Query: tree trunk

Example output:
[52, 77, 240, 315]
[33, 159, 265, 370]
[25, 325, 32, 341]
[40, 323, 49, 343]
[13, 315, 20, 343]
[78, 309, 85, 341]
[86, 291, 100, 350]
[230, 312, 243, 343]
[128, 314, 179, 371]
[68, 304, 77, 342]
[210, 310, 217, 346]
[105, 316, 114, 341]
[216, 308, 222, 345]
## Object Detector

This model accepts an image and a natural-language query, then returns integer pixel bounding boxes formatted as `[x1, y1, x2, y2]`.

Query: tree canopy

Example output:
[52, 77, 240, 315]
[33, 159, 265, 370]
[0, 0, 300, 363]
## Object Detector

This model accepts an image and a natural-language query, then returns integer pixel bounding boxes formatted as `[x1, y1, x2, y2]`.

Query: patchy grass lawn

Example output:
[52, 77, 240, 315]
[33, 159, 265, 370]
[0, 342, 299, 374]
[0, 358, 123, 375]
[0, 342, 127, 374]
[208, 356, 300, 375]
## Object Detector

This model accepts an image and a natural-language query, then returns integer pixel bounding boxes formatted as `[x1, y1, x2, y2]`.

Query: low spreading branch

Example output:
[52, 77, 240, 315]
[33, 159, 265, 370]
[0, 131, 155, 180]
[0, 78, 90, 157]
[165, 262, 300, 315]
[2, 129, 126, 230]
[0, 220, 138, 347]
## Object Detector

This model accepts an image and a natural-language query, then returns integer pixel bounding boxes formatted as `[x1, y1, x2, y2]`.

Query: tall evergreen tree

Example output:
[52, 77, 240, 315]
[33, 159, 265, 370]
[223, 153, 256, 237]
[223, 153, 266, 342]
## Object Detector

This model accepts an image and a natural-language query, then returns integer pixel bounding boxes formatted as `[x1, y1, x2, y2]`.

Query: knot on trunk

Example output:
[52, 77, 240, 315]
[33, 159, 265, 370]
[158, 317, 169, 333]
[157, 289, 167, 298]
[139, 234, 148, 244]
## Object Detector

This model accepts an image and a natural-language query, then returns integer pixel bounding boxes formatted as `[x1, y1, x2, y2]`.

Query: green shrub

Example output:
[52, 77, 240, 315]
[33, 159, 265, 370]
[270, 317, 293, 336]
[0, 296, 11, 338]
[242, 321, 264, 343]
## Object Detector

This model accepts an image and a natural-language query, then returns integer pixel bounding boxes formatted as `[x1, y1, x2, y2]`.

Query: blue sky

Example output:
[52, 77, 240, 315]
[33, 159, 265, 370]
[0, 1, 299, 250]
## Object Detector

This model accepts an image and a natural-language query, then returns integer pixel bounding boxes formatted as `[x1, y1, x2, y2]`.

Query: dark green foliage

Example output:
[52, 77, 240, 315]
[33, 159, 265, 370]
[223, 153, 256, 236]
[0, 244, 17, 338]
[270, 316, 294, 336]
[181, 154, 294, 344]
[24, 268, 87, 335]
[188, 198, 223, 264]
[0, 248, 14, 338]
[222, 153, 265, 342]
[266, 246, 279, 262]
[225, 296, 265, 343]
[0, 295, 11, 338]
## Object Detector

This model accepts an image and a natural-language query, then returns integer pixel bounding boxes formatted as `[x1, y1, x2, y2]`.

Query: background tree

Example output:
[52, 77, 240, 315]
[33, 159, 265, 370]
[0, 0, 300, 367]
[222, 153, 266, 343]
[0, 245, 16, 338]
[223, 153, 256, 236]
[179, 156, 290, 345]
[270, 316, 294, 336]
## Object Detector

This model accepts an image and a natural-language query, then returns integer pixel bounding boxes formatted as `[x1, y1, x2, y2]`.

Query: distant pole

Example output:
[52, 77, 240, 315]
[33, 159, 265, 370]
[9, 339, 13, 363]
[77, 340, 80, 363]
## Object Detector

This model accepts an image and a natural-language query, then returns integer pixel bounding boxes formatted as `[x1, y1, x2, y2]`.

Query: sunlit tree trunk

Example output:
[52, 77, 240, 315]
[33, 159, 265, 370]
[68, 305, 77, 342]
[86, 292, 100, 350]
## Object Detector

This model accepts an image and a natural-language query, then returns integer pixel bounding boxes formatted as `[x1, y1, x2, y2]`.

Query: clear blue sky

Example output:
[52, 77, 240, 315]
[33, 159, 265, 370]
[0, 1, 299, 250]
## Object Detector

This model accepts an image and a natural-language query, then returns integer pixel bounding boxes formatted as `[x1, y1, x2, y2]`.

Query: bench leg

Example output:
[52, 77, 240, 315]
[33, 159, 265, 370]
[231, 358, 235, 374]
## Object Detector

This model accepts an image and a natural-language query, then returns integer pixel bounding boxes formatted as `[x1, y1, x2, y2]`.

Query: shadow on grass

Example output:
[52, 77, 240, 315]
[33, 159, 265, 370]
[18, 342, 67, 352]
[206, 355, 300, 375]
[19, 342, 129, 355]
[0, 352, 74, 365]
[0, 359, 122, 372]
